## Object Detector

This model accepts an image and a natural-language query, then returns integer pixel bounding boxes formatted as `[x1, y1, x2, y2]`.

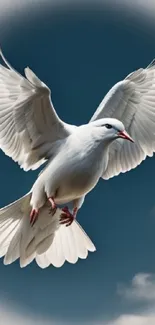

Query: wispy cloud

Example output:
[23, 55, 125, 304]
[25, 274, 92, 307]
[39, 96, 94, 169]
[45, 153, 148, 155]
[0, 299, 102, 325]
[107, 313, 155, 325]
[0, 300, 56, 325]
[118, 273, 155, 302]
[104, 273, 155, 325]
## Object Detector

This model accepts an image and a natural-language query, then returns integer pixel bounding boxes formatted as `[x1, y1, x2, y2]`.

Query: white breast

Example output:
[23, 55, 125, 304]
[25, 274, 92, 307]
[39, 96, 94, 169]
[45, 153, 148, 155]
[31, 130, 110, 207]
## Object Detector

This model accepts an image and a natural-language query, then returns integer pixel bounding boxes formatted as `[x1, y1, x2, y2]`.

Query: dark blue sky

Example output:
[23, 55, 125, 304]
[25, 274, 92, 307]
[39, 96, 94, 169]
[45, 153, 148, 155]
[1, 1, 155, 324]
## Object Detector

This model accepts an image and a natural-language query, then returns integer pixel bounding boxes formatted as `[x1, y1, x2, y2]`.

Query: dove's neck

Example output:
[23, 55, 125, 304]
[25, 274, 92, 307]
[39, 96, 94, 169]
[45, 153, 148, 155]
[73, 125, 113, 165]
[77, 124, 115, 149]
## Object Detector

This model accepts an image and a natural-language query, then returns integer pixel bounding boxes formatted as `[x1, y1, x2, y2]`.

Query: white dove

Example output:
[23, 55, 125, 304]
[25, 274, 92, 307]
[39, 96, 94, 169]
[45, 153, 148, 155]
[0, 50, 154, 269]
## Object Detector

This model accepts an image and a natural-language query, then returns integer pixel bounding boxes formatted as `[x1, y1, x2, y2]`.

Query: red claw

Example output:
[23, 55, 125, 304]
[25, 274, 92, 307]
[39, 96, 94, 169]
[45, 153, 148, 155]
[30, 208, 39, 226]
[60, 206, 75, 227]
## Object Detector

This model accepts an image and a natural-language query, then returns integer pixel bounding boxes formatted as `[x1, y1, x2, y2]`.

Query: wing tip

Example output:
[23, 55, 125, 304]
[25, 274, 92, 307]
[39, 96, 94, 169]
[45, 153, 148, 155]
[146, 58, 155, 69]
[89, 244, 96, 252]
[0, 47, 11, 70]
[0, 47, 4, 61]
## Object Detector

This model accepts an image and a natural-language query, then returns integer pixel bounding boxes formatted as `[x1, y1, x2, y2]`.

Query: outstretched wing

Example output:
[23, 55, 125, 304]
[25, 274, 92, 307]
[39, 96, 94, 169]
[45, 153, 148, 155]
[90, 60, 155, 179]
[0, 49, 74, 171]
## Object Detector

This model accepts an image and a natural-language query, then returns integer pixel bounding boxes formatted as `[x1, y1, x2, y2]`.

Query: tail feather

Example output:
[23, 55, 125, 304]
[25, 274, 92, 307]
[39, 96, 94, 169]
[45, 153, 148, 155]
[36, 235, 55, 255]
[37, 221, 96, 269]
[20, 252, 36, 268]
[4, 224, 21, 265]
[0, 222, 20, 259]
[0, 220, 21, 259]
[0, 193, 96, 268]
[36, 254, 50, 269]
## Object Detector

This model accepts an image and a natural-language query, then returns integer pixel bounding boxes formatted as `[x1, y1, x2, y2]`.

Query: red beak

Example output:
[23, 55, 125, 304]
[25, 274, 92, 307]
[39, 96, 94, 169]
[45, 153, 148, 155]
[117, 130, 134, 143]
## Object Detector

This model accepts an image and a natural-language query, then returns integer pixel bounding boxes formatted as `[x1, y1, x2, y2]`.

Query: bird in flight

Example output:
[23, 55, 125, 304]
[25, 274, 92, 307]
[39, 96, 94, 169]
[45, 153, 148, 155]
[0, 49, 154, 268]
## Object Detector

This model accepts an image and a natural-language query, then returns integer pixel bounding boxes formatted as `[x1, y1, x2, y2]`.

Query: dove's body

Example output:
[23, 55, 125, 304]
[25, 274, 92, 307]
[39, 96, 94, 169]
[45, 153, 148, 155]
[31, 125, 110, 209]
[0, 49, 155, 268]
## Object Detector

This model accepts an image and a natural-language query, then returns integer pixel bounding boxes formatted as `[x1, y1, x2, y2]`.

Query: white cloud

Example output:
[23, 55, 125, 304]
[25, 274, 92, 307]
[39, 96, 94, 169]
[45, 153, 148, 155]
[118, 273, 155, 302]
[0, 299, 102, 325]
[104, 273, 155, 325]
[106, 314, 155, 325]
[0, 300, 57, 325]
[0, 272, 155, 325]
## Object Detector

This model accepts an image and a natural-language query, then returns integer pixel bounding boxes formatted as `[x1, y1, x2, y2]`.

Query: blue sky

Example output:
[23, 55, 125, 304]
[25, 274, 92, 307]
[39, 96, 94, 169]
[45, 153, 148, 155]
[1, 1, 155, 324]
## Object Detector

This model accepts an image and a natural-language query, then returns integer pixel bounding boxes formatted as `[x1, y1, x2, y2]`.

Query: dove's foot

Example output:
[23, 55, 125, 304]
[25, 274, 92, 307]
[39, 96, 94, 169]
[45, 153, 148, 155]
[30, 208, 39, 226]
[60, 206, 77, 227]
[48, 197, 57, 216]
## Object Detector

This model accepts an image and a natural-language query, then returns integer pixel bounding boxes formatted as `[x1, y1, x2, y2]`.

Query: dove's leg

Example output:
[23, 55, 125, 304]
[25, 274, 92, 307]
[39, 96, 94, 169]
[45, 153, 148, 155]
[30, 197, 57, 226]
[60, 196, 85, 227]
[29, 197, 56, 226]
[30, 184, 47, 225]
[48, 197, 57, 215]
[30, 208, 39, 226]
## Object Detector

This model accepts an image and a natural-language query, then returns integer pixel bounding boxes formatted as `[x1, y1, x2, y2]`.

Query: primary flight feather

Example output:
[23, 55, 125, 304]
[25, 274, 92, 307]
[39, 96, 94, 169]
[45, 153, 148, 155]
[0, 49, 154, 268]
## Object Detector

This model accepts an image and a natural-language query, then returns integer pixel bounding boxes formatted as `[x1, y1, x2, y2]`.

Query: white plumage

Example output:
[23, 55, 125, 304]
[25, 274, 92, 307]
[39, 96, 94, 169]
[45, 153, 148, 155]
[0, 49, 75, 171]
[0, 193, 95, 268]
[0, 49, 155, 268]
[90, 60, 155, 179]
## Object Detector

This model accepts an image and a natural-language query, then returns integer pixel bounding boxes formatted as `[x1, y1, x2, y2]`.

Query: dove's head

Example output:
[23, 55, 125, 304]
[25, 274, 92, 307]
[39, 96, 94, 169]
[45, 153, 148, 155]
[90, 118, 134, 143]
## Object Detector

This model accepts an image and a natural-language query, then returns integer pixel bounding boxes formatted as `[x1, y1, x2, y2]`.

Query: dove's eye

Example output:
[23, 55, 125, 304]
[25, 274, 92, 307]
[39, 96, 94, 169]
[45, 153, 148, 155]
[105, 124, 112, 129]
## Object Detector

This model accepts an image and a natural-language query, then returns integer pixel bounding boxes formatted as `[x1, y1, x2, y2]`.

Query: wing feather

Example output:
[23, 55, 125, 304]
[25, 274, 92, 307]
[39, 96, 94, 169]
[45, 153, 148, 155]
[0, 49, 73, 171]
[90, 60, 155, 179]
